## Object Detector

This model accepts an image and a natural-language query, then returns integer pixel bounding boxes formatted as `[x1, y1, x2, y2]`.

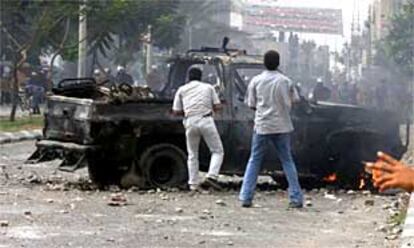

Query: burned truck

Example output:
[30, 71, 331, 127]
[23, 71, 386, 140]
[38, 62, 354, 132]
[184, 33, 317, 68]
[27, 47, 409, 189]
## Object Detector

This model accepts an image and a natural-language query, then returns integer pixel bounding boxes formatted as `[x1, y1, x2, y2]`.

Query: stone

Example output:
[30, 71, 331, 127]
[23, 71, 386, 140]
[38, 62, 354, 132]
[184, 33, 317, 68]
[0, 220, 9, 227]
[376, 225, 387, 232]
[305, 200, 313, 207]
[216, 199, 226, 206]
[202, 209, 211, 215]
[108, 193, 128, 206]
[175, 207, 183, 213]
[347, 190, 356, 195]
[385, 234, 398, 240]
[364, 199, 375, 206]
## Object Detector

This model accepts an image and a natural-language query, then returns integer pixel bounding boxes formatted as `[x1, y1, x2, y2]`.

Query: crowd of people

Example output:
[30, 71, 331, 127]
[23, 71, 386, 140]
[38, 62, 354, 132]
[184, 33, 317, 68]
[0, 64, 47, 115]
[305, 77, 409, 116]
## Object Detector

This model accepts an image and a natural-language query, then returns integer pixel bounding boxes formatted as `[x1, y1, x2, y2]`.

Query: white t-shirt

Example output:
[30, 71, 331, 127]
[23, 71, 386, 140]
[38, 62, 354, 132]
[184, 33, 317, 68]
[172, 80, 221, 117]
[246, 70, 298, 134]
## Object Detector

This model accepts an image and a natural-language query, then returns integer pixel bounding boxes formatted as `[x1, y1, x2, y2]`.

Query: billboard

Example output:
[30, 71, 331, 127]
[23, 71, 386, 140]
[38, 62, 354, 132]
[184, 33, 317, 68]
[244, 6, 343, 35]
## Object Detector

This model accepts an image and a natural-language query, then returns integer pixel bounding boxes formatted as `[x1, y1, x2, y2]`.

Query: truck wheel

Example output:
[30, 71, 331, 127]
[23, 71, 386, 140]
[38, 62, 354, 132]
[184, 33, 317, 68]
[139, 143, 188, 188]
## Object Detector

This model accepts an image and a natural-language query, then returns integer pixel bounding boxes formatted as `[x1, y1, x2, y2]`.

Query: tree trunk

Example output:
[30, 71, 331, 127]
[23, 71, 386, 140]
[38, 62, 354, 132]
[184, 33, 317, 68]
[9, 64, 19, 122]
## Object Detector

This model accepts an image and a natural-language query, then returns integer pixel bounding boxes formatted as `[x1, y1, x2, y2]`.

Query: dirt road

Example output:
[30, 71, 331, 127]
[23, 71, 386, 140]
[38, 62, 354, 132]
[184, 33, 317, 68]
[0, 141, 405, 248]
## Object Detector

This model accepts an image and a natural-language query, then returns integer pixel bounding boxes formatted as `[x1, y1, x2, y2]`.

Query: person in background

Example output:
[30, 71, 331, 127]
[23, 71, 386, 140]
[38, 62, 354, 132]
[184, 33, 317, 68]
[115, 66, 134, 85]
[103, 68, 116, 83]
[339, 81, 351, 104]
[311, 78, 331, 101]
[26, 71, 44, 115]
[239, 50, 303, 208]
[365, 152, 414, 193]
[172, 67, 224, 192]
[146, 65, 163, 93]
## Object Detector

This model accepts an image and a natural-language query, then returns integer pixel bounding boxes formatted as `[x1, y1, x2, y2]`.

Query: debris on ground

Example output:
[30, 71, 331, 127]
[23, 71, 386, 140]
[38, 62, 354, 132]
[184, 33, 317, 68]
[216, 199, 226, 206]
[323, 192, 337, 200]
[364, 199, 375, 206]
[108, 193, 128, 206]
[0, 220, 9, 227]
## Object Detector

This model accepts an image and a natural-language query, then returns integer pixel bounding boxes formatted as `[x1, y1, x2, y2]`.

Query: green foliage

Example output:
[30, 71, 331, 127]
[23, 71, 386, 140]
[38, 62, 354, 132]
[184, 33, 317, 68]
[382, 1, 414, 76]
[1, 0, 184, 64]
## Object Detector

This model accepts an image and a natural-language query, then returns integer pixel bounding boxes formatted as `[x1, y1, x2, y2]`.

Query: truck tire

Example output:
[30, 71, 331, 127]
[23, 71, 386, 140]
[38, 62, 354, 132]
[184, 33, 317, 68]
[139, 143, 188, 188]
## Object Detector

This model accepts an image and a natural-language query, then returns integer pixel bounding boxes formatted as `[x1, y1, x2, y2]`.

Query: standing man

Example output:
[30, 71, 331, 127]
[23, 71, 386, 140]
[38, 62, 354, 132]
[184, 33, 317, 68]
[115, 66, 134, 85]
[172, 67, 224, 191]
[239, 50, 303, 208]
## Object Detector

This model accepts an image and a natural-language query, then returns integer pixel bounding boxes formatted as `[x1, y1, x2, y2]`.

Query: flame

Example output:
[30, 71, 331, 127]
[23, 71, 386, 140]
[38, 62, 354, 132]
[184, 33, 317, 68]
[359, 178, 366, 189]
[323, 173, 337, 182]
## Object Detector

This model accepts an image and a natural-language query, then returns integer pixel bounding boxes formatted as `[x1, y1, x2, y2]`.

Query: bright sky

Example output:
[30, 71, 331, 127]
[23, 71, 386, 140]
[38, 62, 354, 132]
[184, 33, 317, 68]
[248, 0, 373, 51]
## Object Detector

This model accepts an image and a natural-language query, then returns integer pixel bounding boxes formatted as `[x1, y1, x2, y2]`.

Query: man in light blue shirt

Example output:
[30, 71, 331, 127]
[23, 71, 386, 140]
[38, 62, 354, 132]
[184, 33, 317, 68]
[239, 50, 303, 208]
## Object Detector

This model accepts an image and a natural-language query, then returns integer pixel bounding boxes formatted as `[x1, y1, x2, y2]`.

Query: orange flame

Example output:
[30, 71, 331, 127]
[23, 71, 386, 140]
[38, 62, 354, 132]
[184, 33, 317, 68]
[323, 173, 337, 182]
[359, 178, 366, 189]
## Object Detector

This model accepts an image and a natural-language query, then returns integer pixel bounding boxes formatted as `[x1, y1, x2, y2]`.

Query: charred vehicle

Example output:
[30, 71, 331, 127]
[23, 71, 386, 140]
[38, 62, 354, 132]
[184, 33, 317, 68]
[27, 47, 409, 188]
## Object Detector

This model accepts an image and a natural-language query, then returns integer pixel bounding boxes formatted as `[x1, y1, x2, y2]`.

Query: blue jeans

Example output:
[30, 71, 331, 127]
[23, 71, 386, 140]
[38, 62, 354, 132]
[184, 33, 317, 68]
[239, 132, 303, 204]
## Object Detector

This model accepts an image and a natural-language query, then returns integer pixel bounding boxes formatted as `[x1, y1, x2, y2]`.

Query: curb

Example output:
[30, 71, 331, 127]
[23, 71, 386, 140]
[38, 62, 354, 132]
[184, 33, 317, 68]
[401, 193, 414, 247]
[0, 129, 42, 144]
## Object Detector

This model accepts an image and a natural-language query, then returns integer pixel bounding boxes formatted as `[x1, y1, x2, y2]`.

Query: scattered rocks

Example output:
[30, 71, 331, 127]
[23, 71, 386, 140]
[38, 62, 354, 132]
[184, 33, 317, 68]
[362, 190, 371, 196]
[108, 193, 128, 206]
[27, 173, 41, 184]
[216, 199, 226, 206]
[364, 199, 375, 206]
[324, 192, 337, 200]
[385, 234, 398, 240]
[202, 209, 211, 215]
[376, 225, 388, 233]
[305, 200, 313, 207]
[175, 207, 183, 213]
[0, 220, 9, 227]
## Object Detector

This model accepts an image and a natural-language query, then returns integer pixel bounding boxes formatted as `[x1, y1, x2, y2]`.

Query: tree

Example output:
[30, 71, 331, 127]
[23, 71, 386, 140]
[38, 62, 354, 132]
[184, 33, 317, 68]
[1, 0, 184, 121]
[382, 1, 414, 76]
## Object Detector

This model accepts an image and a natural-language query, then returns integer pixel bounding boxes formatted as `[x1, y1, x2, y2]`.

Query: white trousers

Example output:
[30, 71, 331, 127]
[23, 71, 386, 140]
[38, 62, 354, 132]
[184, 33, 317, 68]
[184, 116, 224, 186]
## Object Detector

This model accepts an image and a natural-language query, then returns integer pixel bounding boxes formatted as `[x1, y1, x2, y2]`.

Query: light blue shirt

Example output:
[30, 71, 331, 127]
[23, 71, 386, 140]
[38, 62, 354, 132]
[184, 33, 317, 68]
[246, 70, 298, 134]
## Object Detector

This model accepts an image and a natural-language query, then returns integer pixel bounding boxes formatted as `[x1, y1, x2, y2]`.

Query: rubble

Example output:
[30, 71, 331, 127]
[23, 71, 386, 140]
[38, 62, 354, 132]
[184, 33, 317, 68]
[323, 192, 337, 200]
[0, 220, 9, 227]
[216, 199, 226, 206]
[364, 199, 375, 206]
[108, 193, 128, 206]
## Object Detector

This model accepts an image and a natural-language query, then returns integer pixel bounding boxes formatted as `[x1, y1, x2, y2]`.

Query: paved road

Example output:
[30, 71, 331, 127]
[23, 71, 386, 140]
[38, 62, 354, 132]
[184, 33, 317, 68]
[0, 141, 404, 248]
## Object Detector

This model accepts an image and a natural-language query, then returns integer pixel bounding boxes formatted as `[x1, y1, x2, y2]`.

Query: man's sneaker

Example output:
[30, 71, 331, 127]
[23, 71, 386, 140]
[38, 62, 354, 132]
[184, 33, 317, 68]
[201, 177, 223, 191]
[288, 202, 303, 209]
[241, 201, 252, 208]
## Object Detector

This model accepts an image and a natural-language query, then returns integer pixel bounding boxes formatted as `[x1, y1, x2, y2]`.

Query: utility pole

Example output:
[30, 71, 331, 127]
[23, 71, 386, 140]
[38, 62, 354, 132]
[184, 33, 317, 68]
[78, 0, 87, 78]
[145, 25, 152, 75]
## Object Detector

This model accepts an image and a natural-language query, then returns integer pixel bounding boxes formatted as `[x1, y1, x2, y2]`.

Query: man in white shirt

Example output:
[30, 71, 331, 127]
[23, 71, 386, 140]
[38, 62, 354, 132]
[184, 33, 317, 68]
[172, 67, 224, 191]
[239, 50, 303, 208]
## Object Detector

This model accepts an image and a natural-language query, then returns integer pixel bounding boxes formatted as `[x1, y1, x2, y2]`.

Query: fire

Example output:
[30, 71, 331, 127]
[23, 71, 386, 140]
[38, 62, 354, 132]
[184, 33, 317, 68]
[323, 173, 337, 182]
[359, 178, 366, 189]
